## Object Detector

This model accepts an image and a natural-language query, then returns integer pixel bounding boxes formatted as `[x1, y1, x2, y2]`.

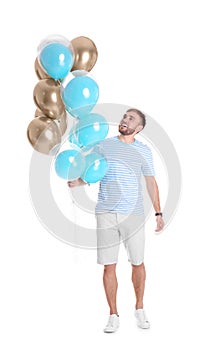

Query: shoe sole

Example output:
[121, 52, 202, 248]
[104, 329, 119, 333]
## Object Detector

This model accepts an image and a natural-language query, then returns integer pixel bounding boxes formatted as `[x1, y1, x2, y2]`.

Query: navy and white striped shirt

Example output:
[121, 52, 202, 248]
[94, 136, 155, 215]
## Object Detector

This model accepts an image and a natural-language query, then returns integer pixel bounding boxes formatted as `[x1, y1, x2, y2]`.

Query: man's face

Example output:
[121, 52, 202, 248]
[119, 111, 143, 135]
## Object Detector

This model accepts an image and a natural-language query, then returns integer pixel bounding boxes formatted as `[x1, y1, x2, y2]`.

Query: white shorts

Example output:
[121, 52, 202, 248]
[96, 212, 145, 265]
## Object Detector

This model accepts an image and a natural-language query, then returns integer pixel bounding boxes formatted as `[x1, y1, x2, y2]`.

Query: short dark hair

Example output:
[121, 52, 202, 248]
[127, 108, 146, 128]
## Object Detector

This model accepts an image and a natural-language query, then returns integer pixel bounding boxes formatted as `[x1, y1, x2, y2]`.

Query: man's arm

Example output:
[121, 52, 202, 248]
[67, 178, 87, 188]
[145, 176, 165, 232]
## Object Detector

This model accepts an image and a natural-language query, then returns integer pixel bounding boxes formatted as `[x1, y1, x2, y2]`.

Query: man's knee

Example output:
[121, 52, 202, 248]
[132, 262, 145, 269]
[104, 263, 117, 273]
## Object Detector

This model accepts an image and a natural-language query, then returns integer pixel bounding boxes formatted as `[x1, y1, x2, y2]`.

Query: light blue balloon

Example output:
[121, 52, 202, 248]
[62, 76, 99, 117]
[81, 142, 98, 153]
[81, 152, 108, 184]
[68, 132, 81, 148]
[40, 43, 74, 79]
[75, 113, 109, 147]
[55, 149, 85, 180]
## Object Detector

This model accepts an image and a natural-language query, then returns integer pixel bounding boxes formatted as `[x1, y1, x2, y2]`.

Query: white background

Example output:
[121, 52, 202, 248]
[1, 0, 212, 349]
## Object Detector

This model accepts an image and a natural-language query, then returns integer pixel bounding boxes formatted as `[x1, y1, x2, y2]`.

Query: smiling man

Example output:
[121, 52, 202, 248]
[68, 108, 164, 332]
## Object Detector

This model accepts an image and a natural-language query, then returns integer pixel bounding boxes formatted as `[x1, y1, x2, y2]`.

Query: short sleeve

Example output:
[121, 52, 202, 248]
[141, 145, 155, 176]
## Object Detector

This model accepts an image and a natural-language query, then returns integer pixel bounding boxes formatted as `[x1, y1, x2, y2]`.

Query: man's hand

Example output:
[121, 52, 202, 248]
[67, 178, 86, 188]
[155, 215, 165, 232]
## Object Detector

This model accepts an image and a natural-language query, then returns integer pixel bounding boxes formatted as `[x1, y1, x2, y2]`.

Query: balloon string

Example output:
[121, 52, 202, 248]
[70, 192, 77, 234]
[70, 189, 79, 260]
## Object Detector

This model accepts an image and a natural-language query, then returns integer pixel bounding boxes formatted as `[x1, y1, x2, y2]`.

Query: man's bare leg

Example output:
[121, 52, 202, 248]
[103, 264, 118, 315]
[132, 263, 146, 309]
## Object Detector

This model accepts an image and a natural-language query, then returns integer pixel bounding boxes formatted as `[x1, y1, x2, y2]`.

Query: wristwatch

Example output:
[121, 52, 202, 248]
[155, 212, 163, 217]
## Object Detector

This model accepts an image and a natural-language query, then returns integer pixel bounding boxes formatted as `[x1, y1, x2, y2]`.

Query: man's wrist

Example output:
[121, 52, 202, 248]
[81, 179, 90, 186]
[155, 212, 163, 217]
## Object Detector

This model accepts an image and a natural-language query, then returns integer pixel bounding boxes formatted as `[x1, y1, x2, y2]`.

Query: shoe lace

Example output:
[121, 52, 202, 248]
[107, 316, 116, 328]
[137, 310, 148, 323]
[143, 310, 147, 321]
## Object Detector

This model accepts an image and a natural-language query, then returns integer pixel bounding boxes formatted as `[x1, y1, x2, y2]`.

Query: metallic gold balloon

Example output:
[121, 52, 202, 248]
[34, 57, 50, 80]
[33, 79, 65, 119]
[35, 108, 68, 135]
[34, 108, 46, 118]
[27, 116, 61, 155]
[70, 36, 98, 72]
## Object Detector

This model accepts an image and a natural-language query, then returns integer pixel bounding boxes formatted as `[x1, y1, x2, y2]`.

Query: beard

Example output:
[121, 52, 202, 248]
[119, 125, 135, 135]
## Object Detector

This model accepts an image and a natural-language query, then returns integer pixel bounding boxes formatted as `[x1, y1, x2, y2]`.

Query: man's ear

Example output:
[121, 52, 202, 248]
[135, 124, 144, 133]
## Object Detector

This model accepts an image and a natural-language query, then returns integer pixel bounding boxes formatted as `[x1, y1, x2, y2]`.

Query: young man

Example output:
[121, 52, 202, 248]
[68, 108, 164, 332]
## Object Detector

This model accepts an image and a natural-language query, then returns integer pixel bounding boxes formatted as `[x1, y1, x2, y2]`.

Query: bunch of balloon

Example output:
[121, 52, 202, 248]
[55, 36, 109, 184]
[27, 35, 74, 155]
[55, 111, 109, 183]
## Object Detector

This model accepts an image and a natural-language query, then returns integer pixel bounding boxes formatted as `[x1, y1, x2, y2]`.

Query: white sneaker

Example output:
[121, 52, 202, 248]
[103, 314, 120, 333]
[135, 309, 150, 329]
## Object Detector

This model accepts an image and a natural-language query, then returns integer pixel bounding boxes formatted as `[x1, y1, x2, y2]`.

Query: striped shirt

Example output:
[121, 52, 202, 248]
[94, 136, 155, 215]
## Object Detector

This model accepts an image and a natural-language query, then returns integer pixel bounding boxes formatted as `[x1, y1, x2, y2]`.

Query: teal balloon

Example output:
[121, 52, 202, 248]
[40, 43, 74, 79]
[75, 113, 109, 147]
[55, 149, 85, 180]
[81, 153, 108, 184]
[81, 143, 97, 153]
[68, 132, 81, 148]
[62, 76, 99, 117]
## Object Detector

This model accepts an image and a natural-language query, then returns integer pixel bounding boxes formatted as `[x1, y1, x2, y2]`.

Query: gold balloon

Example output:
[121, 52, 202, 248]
[35, 108, 68, 136]
[33, 79, 65, 119]
[34, 57, 50, 80]
[70, 36, 98, 72]
[34, 108, 47, 118]
[27, 116, 61, 155]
